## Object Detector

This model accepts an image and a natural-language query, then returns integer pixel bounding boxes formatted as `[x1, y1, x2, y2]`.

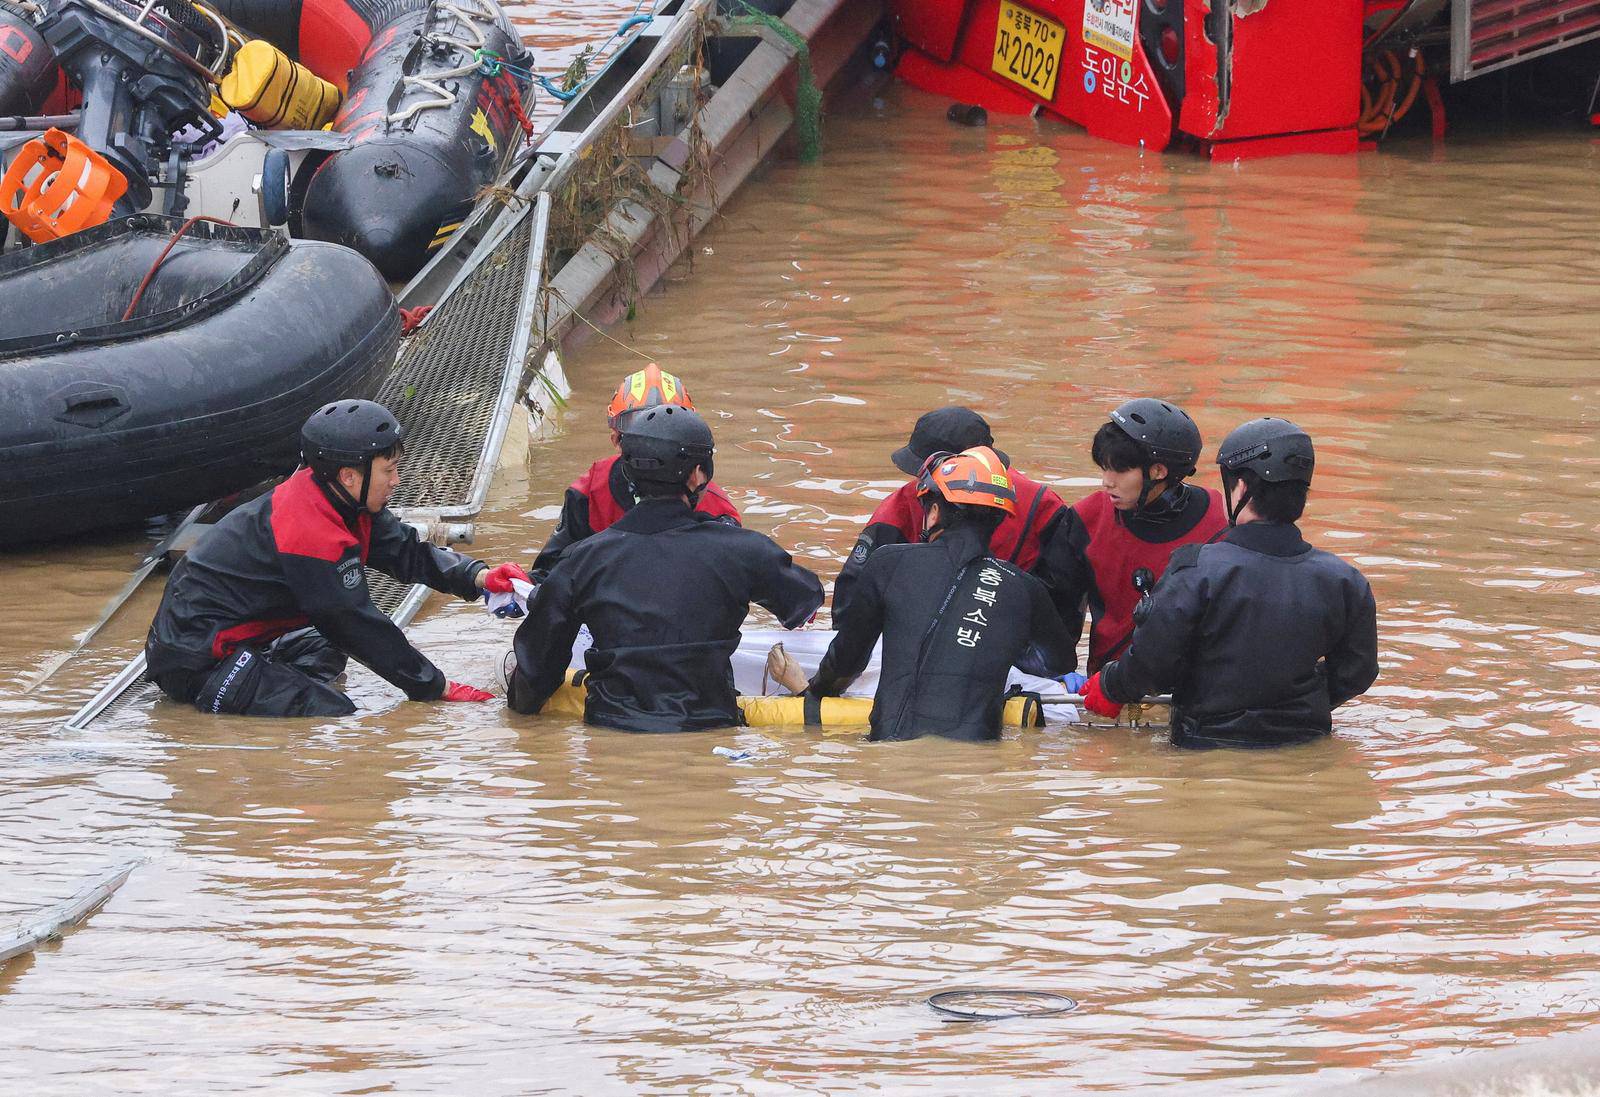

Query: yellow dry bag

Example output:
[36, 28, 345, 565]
[220, 40, 340, 130]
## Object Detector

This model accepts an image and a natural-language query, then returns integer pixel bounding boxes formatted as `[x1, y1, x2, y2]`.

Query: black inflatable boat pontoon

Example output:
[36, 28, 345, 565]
[0, 214, 398, 546]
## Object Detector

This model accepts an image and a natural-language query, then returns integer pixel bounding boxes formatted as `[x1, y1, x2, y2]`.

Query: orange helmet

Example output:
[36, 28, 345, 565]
[606, 364, 695, 429]
[916, 446, 1017, 515]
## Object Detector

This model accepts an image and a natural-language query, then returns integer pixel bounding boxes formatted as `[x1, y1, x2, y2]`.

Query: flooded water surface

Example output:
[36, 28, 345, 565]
[2, 13, 1599, 1092]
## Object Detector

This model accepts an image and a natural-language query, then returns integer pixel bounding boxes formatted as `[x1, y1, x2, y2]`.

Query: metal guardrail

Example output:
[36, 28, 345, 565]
[383, 192, 550, 517]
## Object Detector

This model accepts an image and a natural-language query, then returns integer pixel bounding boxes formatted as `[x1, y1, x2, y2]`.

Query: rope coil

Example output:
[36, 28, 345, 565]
[1359, 48, 1425, 138]
[386, 0, 502, 125]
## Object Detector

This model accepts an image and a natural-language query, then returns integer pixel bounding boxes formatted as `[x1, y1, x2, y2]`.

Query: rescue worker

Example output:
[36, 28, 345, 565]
[1031, 398, 1227, 691]
[834, 406, 1064, 618]
[506, 405, 823, 732]
[1081, 417, 1379, 749]
[145, 400, 528, 716]
[531, 364, 741, 578]
[806, 447, 1075, 742]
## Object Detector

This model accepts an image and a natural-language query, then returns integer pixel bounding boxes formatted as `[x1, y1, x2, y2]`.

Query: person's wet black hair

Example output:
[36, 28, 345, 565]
[1236, 469, 1308, 523]
[1091, 420, 1154, 473]
[931, 499, 1007, 544]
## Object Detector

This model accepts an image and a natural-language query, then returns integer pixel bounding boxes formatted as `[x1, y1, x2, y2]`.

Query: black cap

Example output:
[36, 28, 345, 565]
[890, 406, 1008, 475]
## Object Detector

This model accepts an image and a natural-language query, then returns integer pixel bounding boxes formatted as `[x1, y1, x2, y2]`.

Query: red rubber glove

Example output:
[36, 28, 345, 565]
[482, 562, 530, 595]
[442, 681, 495, 702]
[1081, 673, 1123, 719]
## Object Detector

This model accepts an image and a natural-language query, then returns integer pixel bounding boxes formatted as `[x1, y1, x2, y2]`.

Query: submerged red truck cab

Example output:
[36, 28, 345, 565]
[891, 0, 1364, 157]
[891, 0, 1600, 157]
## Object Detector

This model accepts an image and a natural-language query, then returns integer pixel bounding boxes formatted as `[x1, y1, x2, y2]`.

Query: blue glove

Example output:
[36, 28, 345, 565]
[1058, 671, 1088, 694]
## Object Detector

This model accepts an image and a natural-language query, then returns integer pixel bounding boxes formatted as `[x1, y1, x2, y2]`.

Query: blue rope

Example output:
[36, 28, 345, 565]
[485, 0, 662, 105]
[536, 75, 578, 102]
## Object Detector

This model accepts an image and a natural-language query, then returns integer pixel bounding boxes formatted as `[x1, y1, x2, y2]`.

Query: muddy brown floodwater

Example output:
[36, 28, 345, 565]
[3, 20, 1599, 1094]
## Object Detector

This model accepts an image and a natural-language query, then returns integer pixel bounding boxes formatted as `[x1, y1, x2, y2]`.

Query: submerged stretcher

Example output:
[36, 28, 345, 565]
[543, 670, 1056, 729]
[554, 625, 1088, 728]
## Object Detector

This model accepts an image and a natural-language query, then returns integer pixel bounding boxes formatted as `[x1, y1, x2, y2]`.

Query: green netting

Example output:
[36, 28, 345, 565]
[731, 1, 822, 163]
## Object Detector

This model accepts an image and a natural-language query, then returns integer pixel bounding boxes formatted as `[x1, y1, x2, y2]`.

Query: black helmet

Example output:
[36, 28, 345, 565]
[1107, 398, 1202, 478]
[619, 404, 715, 492]
[301, 400, 404, 511]
[1217, 417, 1314, 483]
[301, 400, 404, 480]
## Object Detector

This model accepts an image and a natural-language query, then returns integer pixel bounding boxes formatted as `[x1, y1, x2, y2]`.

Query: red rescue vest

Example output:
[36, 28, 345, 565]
[869, 469, 1063, 570]
[1075, 487, 1227, 669]
[572, 454, 741, 533]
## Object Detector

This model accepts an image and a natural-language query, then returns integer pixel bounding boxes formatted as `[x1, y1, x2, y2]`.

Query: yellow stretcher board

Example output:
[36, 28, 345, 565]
[543, 673, 1168, 729]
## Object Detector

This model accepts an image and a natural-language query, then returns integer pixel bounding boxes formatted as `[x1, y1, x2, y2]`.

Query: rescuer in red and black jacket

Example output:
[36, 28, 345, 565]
[1030, 399, 1228, 689]
[507, 405, 823, 732]
[1081, 418, 1378, 748]
[807, 447, 1075, 742]
[145, 400, 529, 717]
[833, 406, 1065, 619]
[531, 364, 741, 578]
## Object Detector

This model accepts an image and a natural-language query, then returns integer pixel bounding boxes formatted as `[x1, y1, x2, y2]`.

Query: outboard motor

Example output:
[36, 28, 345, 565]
[36, 0, 226, 211]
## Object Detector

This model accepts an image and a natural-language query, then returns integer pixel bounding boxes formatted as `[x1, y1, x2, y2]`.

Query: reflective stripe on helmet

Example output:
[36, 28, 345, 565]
[607, 364, 695, 428]
[916, 445, 1018, 514]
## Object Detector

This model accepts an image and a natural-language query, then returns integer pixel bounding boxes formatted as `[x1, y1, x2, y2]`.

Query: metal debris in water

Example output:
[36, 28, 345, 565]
[0, 861, 139, 965]
[927, 989, 1079, 1022]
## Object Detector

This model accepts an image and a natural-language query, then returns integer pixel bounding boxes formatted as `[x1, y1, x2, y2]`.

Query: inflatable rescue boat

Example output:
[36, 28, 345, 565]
[210, 0, 531, 278]
[3, 0, 531, 278]
[0, 0, 530, 543]
[0, 215, 397, 546]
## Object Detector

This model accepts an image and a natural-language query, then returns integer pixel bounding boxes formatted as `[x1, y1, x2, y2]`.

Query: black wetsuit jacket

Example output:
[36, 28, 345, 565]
[807, 524, 1076, 742]
[531, 454, 741, 579]
[1099, 521, 1379, 749]
[145, 468, 485, 701]
[509, 497, 824, 732]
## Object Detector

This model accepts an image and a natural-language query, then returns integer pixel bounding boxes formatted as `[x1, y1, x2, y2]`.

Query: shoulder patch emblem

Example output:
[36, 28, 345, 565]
[342, 566, 363, 589]
[850, 539, 871, 565]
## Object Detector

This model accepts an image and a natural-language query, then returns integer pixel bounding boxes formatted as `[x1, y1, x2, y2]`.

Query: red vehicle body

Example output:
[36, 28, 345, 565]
[889, 0, 1600, 158]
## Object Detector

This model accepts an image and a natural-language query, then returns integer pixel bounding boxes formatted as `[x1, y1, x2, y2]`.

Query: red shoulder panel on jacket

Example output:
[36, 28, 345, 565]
[994, 470, 1063, 569]
[696, 481, 742, 523]
[868, 482, 924, 542]
[582, 454, 627, 531]
[270, 469, 360, 562]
